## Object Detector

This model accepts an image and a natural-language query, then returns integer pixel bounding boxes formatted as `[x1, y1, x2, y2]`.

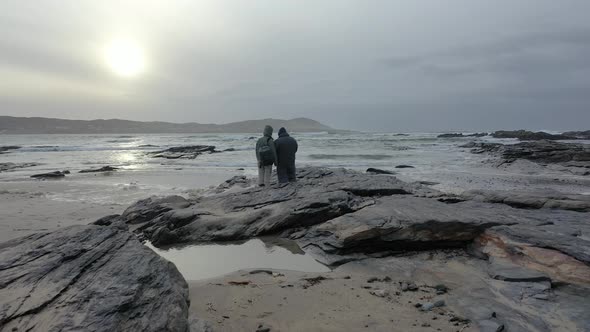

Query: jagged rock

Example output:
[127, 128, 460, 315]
[123, 168, 436, 246]
[30, 170, 68, 178]
[149, 145, 218, 159]
[79, 166, 119, 173]
[92, 214, 127, 230]
[366, 168, 395, 175]
[295, 196, 512, 264]
[0, 225, 190, 331]
[121, 195, 192, 225]
[492, 130, 576, 140]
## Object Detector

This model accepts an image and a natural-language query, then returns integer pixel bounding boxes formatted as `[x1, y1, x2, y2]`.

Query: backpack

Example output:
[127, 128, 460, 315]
[258, 138, 274, 166]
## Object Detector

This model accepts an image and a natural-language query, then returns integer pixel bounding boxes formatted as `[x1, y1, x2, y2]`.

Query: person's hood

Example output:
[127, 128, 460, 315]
[263, 125, 273, 137]
[278, 127, 289, 137]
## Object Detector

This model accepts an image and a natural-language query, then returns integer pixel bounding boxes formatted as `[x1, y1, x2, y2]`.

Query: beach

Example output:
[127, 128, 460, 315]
[1, 132, 589, 331]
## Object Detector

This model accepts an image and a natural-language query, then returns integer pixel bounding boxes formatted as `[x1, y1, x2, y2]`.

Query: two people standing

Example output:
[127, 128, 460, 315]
[256, 125, 298, 186]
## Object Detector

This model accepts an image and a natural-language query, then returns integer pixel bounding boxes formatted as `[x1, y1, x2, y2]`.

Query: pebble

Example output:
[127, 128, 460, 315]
[420, 300, 445, 311]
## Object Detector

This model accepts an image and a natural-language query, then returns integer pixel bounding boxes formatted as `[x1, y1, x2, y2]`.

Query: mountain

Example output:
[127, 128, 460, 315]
[0, 116, 343, 134]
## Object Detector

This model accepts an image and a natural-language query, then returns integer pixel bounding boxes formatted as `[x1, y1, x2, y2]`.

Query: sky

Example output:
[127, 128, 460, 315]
[1, 0, 589, 132]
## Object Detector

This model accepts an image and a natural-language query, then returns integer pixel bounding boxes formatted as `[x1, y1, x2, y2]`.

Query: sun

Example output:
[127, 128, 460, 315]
[103, 39, 145, 78]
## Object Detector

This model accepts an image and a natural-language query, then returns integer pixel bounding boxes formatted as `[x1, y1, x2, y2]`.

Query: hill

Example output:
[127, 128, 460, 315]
[0, 116, 342, 134]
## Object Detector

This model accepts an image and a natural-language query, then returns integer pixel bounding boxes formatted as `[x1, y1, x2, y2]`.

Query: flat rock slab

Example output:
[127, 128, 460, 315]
[463, 189, 590, 212]
[30, 171, 68, 179]
[464, 140, 590, 165]
[149, 145, 218, 159]
[0, 225, 190, 331]
[487, 259, 551, 283]
[79, 166, 118, 173]
[121, 168, 438, 245]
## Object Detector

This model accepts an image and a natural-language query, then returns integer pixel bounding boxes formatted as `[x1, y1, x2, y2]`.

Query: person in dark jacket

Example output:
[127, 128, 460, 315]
[255, 125, 277, 186]
[274, 127, 298, 183]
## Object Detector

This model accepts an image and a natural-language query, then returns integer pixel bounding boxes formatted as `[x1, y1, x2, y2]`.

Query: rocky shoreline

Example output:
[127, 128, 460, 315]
[1, 139, 589, 331]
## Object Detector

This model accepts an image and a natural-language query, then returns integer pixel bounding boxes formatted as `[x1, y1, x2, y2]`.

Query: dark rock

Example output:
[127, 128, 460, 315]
[0, 146, 21, 154]
[214, 175, 255, 193]
[466, 140, 590, 166]
[395, 165, 415, 169]
[30, 170, 67, 178]
[121, 195, 192, 225]
[125, 168, 432, 245]
[366, 168, 396, 175]
[438, 133, 465, 138]
[92, 214, 127, 230]
[463, 189, 590, 212]
[401, 281, 419, 292]
[0, 225, 190, 331]
[492, 130, 576, 140]
[149, 145, 218, 159]
[434, 284, 449, 294]
[79, 166, 119, 173]
[438, 133, 487, 138]
[563, 130, 590, 140]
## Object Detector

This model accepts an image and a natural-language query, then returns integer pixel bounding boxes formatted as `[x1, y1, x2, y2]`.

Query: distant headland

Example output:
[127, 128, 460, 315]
[0, 116, 347, 134]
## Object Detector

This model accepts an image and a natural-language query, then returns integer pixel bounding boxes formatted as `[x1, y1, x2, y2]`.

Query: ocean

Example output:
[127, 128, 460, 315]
[1, 131, 586, 207]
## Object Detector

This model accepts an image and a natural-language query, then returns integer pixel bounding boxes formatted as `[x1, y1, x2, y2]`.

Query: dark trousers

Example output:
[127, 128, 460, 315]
[277, 164, 296, 183]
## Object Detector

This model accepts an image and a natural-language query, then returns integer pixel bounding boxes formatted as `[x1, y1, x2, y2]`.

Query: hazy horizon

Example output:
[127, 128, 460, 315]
[1, 1, 589, 132]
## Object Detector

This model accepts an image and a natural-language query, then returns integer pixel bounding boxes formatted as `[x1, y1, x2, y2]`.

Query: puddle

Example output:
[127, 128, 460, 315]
[146, 237, 330, 280]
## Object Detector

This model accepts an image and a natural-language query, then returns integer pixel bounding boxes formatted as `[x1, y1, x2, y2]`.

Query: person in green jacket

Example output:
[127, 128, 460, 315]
[255, 125, 278, 186]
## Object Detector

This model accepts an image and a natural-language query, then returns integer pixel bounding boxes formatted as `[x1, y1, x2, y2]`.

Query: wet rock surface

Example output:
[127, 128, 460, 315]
[0, 224, 190, 331]
[30, 170, 69, 178]
[491, 130, 577, 140]
[0, 146, 21, 154]
[462, 189, 590, 212]
[463, 140, 590, 165]
[365, 167, 395, 174]
[79, 165, 119, 173]
[120, 168, 438, 246]
[437, 133, 487, 138]
[148, 145, 219, 159]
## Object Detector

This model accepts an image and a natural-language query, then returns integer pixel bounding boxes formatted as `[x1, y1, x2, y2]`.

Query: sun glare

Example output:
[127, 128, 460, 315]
[103, 39, 145, 78]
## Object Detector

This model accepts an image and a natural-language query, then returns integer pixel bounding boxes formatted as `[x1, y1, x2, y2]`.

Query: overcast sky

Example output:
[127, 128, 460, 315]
[1, 1, 589, 131]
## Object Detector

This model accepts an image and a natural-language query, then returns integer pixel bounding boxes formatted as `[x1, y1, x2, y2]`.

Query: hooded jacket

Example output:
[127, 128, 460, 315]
[274, 127, 298, 167]
[255, 125, 277, 165]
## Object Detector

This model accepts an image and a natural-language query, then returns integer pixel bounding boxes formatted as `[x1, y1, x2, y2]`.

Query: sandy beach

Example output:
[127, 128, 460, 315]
[187, 262, 477, 332]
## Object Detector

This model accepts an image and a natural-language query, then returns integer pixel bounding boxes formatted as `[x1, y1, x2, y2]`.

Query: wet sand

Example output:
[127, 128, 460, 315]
[0, 171, 230, 242]
[187, 265, 477, 332]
